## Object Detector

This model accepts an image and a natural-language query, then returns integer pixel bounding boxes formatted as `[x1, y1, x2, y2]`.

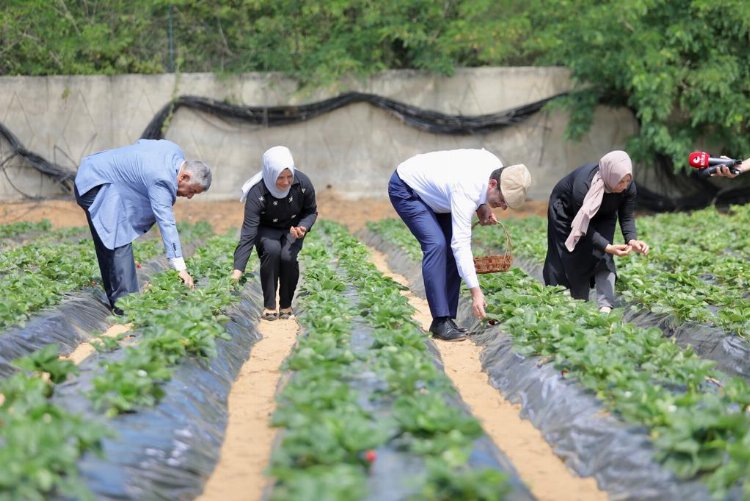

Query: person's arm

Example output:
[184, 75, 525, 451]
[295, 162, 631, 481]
[450, 190, 479, 289]
[619, 184, 649, 255]
[149, 182, 182, 259]
[293, 177, 318, 237]
[232, 195, 263, 276]
[618, 184, 637, 243]
[148, 182, 194, 287]
[450, 188, 487, 318]
[476, 204, 497, 225]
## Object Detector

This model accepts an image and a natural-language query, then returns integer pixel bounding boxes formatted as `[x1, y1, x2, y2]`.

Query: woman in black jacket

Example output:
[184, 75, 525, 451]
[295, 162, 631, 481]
[543, 150, 649, 312]
[232, 146, 317, 320]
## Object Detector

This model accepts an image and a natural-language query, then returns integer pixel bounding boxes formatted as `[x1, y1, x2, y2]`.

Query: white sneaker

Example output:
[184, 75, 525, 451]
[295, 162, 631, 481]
[599, 306, 612, 314]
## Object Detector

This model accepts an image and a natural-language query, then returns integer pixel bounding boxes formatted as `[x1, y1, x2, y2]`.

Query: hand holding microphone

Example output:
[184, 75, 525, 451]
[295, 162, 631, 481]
[688, 151, 744, 177]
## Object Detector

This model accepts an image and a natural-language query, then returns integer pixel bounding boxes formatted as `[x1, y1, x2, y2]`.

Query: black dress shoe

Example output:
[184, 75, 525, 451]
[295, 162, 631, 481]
[112, 306, 124, 316]
[449, 319, 468, 333]
[429, 318, 467, 342]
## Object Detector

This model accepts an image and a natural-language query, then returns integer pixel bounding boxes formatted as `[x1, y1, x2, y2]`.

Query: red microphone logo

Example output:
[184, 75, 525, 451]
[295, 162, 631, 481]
[688, 151, 709, 169]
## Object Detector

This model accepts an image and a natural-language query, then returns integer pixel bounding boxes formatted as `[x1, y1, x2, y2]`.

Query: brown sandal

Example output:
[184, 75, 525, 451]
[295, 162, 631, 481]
[262, 310, 278, 321]
[279, 309, 294, 320]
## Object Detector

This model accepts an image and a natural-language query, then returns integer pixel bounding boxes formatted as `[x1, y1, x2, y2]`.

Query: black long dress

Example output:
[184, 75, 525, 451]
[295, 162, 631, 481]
[542, 163, 637, 299]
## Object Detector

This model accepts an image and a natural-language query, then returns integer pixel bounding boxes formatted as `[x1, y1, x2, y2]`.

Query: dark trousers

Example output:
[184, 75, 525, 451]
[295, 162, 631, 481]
[388, 171, 460, 319]
[567, 266, 616, 308]
[74, 185, 139, 309]
[256, 226, 303, 310]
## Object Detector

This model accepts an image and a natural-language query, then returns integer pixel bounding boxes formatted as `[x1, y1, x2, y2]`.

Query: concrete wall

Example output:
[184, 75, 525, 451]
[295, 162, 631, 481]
[0, 68, 638, 201]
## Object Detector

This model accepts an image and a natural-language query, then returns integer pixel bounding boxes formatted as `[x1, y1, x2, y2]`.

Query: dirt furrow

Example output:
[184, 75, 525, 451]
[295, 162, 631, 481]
[198, 316, 298, 501]
[366, 246, 605, 501]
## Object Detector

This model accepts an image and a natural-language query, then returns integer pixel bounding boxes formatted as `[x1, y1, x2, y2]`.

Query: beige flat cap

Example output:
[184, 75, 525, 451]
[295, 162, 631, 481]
[500, 163, 532, 209]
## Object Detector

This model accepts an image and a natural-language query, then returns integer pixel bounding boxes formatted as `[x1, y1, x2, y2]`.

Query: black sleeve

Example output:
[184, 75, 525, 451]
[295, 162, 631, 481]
[618, 183, 638, 243]
[233, 193, 263, 272]
[297, 177, 318, 232]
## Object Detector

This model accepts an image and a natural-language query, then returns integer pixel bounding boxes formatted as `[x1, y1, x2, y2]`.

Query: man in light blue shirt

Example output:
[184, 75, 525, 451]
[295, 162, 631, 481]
[74, 139, 212, 314]
[389, 149, 531, 341]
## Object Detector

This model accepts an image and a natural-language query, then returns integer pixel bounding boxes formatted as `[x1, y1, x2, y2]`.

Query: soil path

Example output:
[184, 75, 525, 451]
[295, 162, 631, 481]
[198, 315, 299, 501]
[367, 247, 605, 501]
[62, 324, 132, 365]
[0, 191, 547, 234]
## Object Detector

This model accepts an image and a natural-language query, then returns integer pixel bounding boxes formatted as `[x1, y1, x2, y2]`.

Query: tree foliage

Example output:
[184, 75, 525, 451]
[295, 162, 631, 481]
[2, 0, 750, 170]
[0, 0, 528, 81]
[525, 0, 750, 169]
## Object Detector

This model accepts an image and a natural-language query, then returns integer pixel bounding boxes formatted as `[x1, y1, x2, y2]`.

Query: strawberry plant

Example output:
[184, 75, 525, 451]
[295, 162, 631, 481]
[0, 348, 109, 500]
[321, 221, 513, 498]
[0, 220, 214, 331]
[270, 225, 514, 499]
[0, 219, 52, 239]
[89, 234, 240, 415]
[370, 218, 750, 496]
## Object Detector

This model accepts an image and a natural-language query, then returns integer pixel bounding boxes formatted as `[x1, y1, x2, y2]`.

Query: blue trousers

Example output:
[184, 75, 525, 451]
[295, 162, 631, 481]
[388, 171, 460, 319]
[75, 185, 139, 309]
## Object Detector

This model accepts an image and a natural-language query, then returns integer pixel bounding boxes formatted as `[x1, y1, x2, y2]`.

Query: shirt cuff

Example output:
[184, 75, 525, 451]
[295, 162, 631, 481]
[169, 257, 187, 271]
[592, 234, 608, 251]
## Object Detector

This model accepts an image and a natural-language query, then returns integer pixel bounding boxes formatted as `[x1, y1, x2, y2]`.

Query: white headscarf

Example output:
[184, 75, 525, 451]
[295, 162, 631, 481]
[240, 146, 296, 202]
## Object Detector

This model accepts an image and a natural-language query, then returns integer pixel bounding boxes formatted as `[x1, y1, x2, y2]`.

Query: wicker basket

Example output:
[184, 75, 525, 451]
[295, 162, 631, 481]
[473, 220, 513, 274]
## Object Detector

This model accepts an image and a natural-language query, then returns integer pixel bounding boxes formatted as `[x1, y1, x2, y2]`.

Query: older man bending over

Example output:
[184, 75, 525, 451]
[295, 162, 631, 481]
[74, 139, 212, 314]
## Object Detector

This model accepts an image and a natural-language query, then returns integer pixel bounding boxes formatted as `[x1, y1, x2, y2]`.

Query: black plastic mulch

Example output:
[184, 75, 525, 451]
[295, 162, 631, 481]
[0, 257, 173, 379]
[49, 275, 263, 499]
[360, 229, 716, 501]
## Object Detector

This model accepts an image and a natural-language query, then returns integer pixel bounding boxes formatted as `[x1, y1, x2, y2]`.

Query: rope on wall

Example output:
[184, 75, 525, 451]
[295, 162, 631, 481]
[0, 122, 76, 198]
[140, 91, 566, 139]
[0, 91, 563, 199]
[2, 89, 749, 211]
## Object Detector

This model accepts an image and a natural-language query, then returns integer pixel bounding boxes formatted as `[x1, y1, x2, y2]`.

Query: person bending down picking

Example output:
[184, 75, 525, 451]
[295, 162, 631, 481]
[74, 139, 212, 315]
[388, 149, 532, 342]
[231, 146, 317, 321]
[543, 150, 650, 313]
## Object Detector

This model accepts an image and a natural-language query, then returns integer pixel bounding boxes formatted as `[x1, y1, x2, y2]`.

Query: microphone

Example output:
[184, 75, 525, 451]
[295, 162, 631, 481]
[688, 151, 742, 176]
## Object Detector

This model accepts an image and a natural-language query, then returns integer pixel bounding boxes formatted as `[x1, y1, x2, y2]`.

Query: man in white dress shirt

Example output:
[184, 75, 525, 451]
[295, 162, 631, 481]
[388, 149, 531, 341]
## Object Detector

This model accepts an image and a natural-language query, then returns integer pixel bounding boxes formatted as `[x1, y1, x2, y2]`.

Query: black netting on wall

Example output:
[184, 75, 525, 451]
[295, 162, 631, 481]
[3, 89, 750, 210]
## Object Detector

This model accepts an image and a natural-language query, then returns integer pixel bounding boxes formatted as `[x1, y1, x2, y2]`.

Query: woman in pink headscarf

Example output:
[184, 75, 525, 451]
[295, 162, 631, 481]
[543, 150, 650, 312]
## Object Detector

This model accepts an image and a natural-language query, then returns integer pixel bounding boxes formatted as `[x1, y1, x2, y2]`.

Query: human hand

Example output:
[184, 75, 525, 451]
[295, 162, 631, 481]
[732, 158, 750, 176]
[470, 287, 487, 319]
[605, 243, 632, 257]
[290, 226, 307, 239]
[628, 239, 650, 256]
[231, 269, 243, 281]
[475, 205, 498, 225]
[714, 164, 740, 178]
[179, 270, 195, 288]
